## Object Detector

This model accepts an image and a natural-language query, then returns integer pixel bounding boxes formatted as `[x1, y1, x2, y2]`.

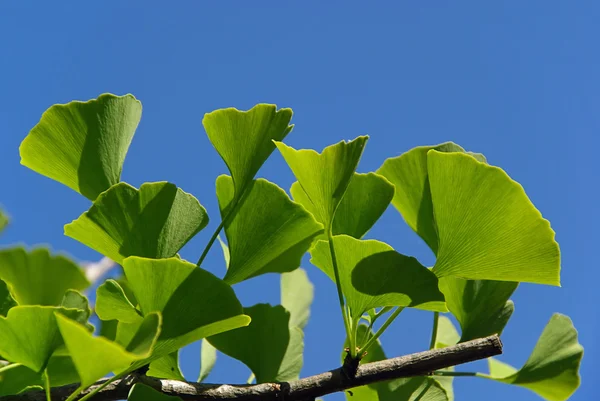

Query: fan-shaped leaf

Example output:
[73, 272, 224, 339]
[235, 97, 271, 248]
[204, 104, 293, 199]
[20, 93, 141, 200]
[198, 339, 217, 382]
[310, 236, 447, 318]
[65, 182, 208, 264]
[275, 136, 368, 233]
[147, 352, 185, 381]
[0, 248, 89, 306]
[217, 176, 323, 284]
[479, 314, 583, 401]
[281, 268, 314, 330]
[291, 172, 394, 240]
[96, 280, 140, 323]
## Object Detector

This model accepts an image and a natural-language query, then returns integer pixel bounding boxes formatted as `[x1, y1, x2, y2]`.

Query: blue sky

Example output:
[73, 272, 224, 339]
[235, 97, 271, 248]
[0, 2, 597, 400]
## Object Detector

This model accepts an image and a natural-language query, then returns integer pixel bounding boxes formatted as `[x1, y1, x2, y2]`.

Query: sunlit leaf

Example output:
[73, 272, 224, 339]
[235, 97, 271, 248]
[20, 93, 141, 200]
[96, 279, 140, 323]
[291, 172, 394, 240]
[0, 247, 89, 306]
[0, 306, 86, 372]
[198, 339, 217, 382]
[128, 383, 182, 401]
[0, 279, 17, 316]
[344, 325, 448, 401]
[281, 268, 314, 330]
[204, 104, 293, 199]
[217, 235, 230, 269]
[56, 312, 160, 388]
[65, 182, 208, 264]
[439, 278, 517, 342]
[310, 236, 447, 319]
[479, 314, 583, 401]
[148, 352, 185, 381]
[61, 290, 93, 331]
[122, 257, 250, 360]
[217, 176, 323, 284]
[275, 136, 368, 233]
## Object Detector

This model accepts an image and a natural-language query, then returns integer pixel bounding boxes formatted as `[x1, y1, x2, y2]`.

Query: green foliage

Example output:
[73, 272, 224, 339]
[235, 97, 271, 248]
[0, 94, 580, 401]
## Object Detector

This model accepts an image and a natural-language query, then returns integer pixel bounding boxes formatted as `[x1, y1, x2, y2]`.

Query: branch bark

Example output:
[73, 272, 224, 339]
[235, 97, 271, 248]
[1, 335, 502, 401]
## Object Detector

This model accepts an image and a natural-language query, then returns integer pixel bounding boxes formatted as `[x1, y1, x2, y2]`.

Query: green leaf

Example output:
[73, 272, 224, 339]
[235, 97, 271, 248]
[428, 151, 560, 285]
[65, 182, 208, 264]
[479, 314, 583, 401]
[0, 279, 17, 316]
[439, 278, 517, 342]
[275, 136, 368, 233]
[217, 176, 323, 284]
[344, 325, 448, 401]
[147, 352, 185, 381]
[20, 93, 142, 200]
[0, 356, 82, 395]
[0, 306, 86, 372]
[61, 290, 94, 331]
[208, 304, 302, 383]
[198, 339, 217, 382]
[376, 142, 482, 254]
[56, 312, 161, 388]
[310, 236, 447, 319]
[122, 256, 250, 359]
[96, 279, 140, 323]
[281, 268, 314, 330]
[217, 235, 230, 269]
[0, 247, 89, 306]
[204, 104, 293, 199]
[291, 172, 394, 240]
[128, 383, 182, 401]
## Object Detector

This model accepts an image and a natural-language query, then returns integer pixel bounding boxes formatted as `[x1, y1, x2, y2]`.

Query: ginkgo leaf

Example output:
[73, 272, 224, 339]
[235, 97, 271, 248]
[0, 247, 89, 306]
[275, 136, 368, 233]
[20, 93, 141, 200]
[204, 104, 293, 199]
[96, 280, 140, 323]
[310, 236, 447, 319]
[479, 314, 583, 401]
[428, 151, 560, 285]
[439, 278, 517, 342]
[0, 357, 81, 397]
[217, 176, 323, 284]
[208, 304, 303, 383]
[0, 279, 16, 316]
[65, 182, 208, 264]
[122, 257, 250, 360]
[198, 339, 217, 382]
[291, 172, 394, 240]
[128, 383, 183, 401]
[344, 324, 448, 401]
[147, 352, 185, 381]
[0, 306, 87, 372]
[56, 312, 161, 388]
[281, 268, 314, 330]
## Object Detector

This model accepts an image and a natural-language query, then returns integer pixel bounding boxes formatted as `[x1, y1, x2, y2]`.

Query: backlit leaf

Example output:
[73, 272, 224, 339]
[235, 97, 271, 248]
[20, 93, 141, 200]
[217, 176, 323, 284]
[275, 136, 368, 233]
[0, 279, 17, 316]
[281, 268, 314, 330]
[310, 236, 447, 319]
[291, 172, 394, 240]
[0, 248, 89, 306]
[65, 182, 208, 264]
[147, 352, 185, 381]
[96, 279, 140, 323]
[198, 339, 217, 382]
[479, 314, 583, 401]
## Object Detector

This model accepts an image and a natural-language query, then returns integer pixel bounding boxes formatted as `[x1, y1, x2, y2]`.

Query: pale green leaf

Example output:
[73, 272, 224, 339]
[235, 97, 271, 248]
[480, 314, 583, 401]
[439, 278, 517, 342]
[310, 236, 447, 319]
[0, 247, 89, 306]
[128, 383, 182, 401]
[217, 176, 323, 284]
[217, 235, 230, 269]
[96, 279, 140, 323]
[198, 339, 217, 382]
[281, 268, 314, 330]
[0, 306, 86, 372]
[208, 304, 302, 383]
[20, 93, 141, 200]
[275, 136, 368, 232]
[428, 151, 560, 285]
[291, 172, 394, 240]
[148, 352, 185, 381]
[204, 104, 293, 199]
[65, 182, 208, 264]
[56, 312, 160, 388]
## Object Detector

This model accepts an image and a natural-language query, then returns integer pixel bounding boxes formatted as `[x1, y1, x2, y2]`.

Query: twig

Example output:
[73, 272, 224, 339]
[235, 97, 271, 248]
[0, 335, 502, 401]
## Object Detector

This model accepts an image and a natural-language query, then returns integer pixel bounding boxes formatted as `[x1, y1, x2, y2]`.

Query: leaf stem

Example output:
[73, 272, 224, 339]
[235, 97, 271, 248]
[432, 370, 478, 377]
[359, 307, 404, 355]
[64, 385, 85, 401]
[0, 363, 21, 374]
[196, 219, 227, 267]
[429, 311, 439, 349]
[327, 233, 354, 357]
[43, 370, 52, 401]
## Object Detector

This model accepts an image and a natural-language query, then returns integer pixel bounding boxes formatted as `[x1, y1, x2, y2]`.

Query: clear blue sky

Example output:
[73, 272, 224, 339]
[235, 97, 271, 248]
[0, 3, 597, 400]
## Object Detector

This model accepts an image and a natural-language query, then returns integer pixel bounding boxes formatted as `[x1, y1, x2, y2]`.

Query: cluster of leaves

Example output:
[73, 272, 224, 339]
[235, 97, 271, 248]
[0, 93, 583, 401]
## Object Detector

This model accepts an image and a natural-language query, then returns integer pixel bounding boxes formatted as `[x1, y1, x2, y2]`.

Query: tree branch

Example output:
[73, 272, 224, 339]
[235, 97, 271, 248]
[1, 335, 502, 401]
